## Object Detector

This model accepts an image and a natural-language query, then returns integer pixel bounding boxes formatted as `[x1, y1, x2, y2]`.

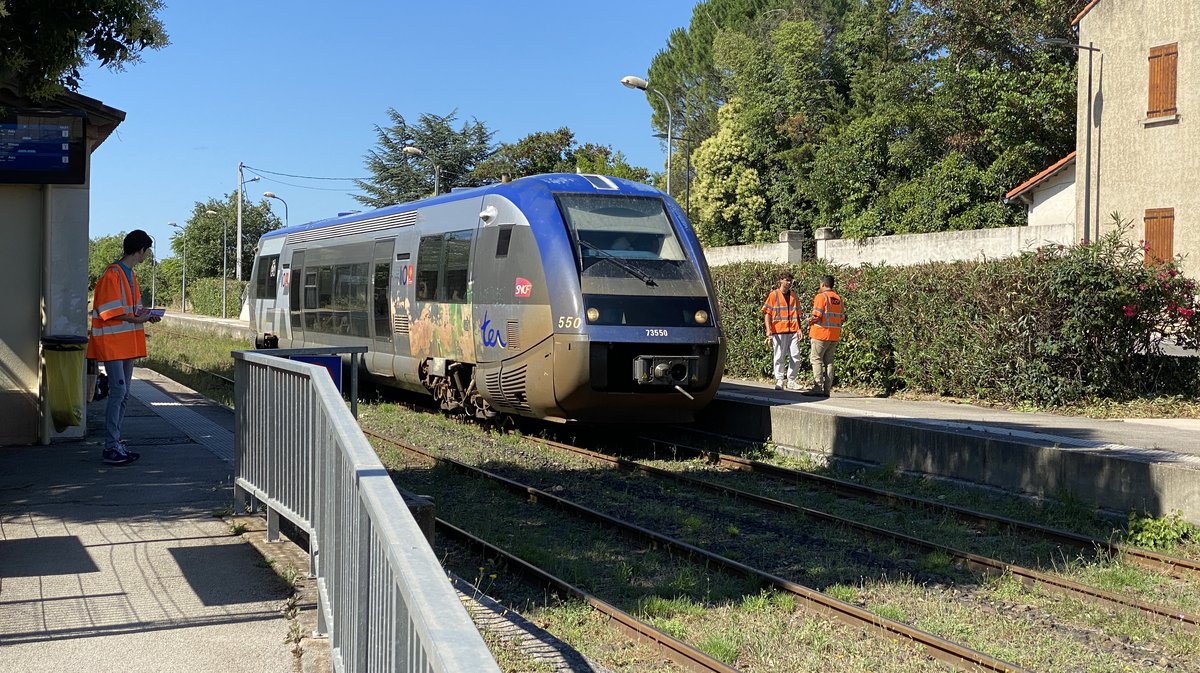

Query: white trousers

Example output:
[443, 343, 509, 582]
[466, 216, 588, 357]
[770, 332, 801, 385]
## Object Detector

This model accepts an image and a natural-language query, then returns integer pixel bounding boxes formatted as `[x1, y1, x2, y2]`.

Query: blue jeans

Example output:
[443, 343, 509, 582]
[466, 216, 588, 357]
[102, 359, 135, 450]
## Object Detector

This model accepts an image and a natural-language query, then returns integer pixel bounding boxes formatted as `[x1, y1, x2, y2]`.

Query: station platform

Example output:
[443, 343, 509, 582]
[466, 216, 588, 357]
[0, 368, 324, 672]
[702, 380, 1200, 525]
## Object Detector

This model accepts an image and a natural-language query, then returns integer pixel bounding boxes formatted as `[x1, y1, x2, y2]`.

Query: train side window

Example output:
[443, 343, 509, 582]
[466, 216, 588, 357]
[495, 225, 513, 258]
[444, 230, 473, 303]
[416, 235, 443, 301]
[256, 254, 279, 300]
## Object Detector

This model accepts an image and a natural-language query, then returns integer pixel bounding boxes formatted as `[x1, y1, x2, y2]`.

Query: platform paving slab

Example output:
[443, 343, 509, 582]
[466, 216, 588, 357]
[0, 369, 306, 673]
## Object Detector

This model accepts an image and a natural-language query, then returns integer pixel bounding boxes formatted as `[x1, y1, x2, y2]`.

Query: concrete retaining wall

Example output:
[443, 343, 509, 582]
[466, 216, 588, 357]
[816, 223, 1076, 267]
[698, 397, 1200, 524]
[704, 230, 805, 267]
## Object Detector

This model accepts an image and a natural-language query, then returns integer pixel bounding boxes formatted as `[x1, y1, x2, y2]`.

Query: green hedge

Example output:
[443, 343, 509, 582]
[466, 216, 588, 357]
[183, 277, 248, 317]
[712, 225, 1200, 405]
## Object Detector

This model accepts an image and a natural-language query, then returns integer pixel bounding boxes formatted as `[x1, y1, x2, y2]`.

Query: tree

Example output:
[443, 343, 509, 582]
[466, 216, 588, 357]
[690, 99, 770, 246]
[88, 233, 126, 290]
[474, 128, 576, 181]
[172, 192, 282, 280]
[571, 144, 651, 183]
[0, 0, 169, 101]
[355, 109, 494, 208]
[473, 128, 651, 184]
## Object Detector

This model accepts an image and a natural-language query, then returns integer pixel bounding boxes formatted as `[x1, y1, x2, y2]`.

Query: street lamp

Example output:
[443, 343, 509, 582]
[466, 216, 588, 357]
[621, 75, 673, 196]
[656, 132, 694, 220]
[263, 191, 289, 228]
[403, 146, 441, 196]
[205, 209, 229, 319]
[235, 162, 261, 282]
[168, 222, 186, 313]
[151, 234, 158, 308]
[1043, 38, 1101, 244]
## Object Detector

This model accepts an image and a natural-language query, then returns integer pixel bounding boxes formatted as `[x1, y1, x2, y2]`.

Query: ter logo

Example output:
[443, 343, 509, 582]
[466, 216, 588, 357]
[514, 277, 532, 298]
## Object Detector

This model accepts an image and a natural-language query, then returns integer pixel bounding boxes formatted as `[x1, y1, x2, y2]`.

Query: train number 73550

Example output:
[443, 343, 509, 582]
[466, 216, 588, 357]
[645, 329, 669, 337]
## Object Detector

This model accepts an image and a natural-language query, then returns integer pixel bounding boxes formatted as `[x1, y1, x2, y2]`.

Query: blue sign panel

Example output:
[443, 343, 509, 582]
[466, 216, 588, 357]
[291, 355, 343, 392]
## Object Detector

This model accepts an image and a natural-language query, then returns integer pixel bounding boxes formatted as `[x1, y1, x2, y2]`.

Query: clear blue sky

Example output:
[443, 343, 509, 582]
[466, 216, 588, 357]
[81, 1, 696, 258]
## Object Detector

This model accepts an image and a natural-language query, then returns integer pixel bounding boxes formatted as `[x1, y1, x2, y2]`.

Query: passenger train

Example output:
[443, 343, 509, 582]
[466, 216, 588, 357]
[248, 173, 725, 423]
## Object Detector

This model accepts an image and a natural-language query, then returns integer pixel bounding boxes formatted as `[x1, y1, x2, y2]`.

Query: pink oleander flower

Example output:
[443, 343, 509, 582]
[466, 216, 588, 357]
[1122, 305, 1137, 318]
[1179, 307, 1196, 319]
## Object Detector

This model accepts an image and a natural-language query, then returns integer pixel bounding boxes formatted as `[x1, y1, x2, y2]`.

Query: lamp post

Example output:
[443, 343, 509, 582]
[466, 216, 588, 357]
[403, 146, 441, 196]
[151, 235, 158, 308]
[621, 75, 673, 196]
[205, 210, 229, 319]
[168, 222, 186, 313]
[1044, 38, 1101, 244]
[235, 162, 261, 282]
[263, 191, 289, 227]
[656, 132, 694, 219]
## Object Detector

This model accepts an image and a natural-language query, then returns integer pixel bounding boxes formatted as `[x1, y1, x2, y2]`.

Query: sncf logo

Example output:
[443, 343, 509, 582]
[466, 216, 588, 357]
[514, 277, 532, 298]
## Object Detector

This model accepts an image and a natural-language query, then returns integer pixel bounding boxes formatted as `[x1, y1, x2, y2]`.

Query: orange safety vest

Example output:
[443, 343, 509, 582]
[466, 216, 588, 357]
[87, 262, 147, 362]
[809, 290, 844, 341]
[761, 289, 801, 335]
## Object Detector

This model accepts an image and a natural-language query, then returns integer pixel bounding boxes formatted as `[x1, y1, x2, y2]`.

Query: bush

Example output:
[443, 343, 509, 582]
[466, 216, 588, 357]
[712, 217, 1200, 405]
[185, 277, 248, 317]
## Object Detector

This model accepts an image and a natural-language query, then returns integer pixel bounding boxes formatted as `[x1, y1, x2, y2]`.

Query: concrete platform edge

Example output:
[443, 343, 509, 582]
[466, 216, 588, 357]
[700, 397, 1200, 524]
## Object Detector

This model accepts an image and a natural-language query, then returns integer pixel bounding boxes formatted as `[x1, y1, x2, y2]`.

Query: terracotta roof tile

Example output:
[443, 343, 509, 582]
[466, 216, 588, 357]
[1004, 151, 1077, 201]
[1073, 0, 1101, 26]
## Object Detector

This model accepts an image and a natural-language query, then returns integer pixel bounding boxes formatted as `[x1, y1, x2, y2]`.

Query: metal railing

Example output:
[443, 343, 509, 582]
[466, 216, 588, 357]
[232, 349, 500, 673]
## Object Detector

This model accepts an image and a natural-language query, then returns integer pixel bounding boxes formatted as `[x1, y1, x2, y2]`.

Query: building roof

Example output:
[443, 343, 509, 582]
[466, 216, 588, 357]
[1072, 0, 1101, 26]
[1004, 151, 1077, 203]
[0, 81, 126, 150]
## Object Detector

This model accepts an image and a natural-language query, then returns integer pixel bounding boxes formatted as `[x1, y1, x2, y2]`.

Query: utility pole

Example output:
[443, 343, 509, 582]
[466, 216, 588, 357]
[236, 161, 245, 281]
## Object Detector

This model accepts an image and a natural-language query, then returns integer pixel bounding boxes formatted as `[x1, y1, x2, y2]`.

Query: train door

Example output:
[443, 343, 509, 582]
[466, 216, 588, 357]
[366, 239, 394, 375]
[287, 250, 305, 346]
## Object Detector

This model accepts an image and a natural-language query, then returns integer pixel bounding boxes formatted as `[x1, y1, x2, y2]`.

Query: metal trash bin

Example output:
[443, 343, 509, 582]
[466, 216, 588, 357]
[43, 335, 88, 432]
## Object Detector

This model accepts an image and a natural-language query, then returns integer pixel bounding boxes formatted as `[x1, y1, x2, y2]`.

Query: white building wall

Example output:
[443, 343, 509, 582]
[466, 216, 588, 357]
[1078, 1, 1200, 280]
[1027, 172, 1077, 228]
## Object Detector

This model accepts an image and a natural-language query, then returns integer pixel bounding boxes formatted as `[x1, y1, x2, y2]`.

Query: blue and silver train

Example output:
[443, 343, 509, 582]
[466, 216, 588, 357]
[248, 173, 725, 423]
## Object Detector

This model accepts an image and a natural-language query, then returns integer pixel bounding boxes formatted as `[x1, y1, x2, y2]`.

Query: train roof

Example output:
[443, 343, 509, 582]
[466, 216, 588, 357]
[260, 173, 665, 241]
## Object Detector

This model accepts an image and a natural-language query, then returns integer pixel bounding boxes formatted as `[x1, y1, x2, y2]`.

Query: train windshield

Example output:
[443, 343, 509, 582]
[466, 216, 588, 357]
[555, 194, 700, 291]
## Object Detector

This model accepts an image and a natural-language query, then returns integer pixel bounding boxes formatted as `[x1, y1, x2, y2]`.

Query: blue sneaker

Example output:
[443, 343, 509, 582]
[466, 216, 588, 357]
[102, 448, 134, 465]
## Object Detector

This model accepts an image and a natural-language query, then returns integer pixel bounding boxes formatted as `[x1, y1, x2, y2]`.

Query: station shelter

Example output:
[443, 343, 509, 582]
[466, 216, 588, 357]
[0, 81, 125, 444]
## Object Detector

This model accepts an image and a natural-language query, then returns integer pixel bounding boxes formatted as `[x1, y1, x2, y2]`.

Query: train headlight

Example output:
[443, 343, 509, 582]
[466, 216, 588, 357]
[693, 309, 709, 324]
[586, 307, 600, 322]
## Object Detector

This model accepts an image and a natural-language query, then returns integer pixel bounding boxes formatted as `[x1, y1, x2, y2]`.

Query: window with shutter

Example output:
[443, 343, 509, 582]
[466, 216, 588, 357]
[1147, 43, 1178, 118]
[1144, 208, 1174, 266]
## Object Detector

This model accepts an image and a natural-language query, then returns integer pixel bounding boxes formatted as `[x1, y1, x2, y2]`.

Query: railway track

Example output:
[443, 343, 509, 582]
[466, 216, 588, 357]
[636, 430, 1200, 580]
[440, 520, 743, 673]
[365, 427, 1032, 673]
[521, 434, 1199, 630]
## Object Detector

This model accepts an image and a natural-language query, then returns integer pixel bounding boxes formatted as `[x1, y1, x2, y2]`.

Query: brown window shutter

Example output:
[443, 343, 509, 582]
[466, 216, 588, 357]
[1144, 208, 1175, 266]
[1148, 43, 1179, 118]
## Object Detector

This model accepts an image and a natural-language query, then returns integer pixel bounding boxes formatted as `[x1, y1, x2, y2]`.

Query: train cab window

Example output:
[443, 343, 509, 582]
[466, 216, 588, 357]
[495, 225, 513, 258]
[255, 255, 280, 300]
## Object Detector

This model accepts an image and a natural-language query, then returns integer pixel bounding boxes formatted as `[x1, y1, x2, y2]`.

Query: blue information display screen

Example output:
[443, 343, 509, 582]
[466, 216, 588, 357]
[0, 110, 86, 184]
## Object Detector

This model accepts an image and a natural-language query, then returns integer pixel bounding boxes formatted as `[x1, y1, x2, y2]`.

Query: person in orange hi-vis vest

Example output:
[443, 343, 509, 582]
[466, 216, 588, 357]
[800, 275, 845, 397]
[88, 230, 161, 465]
[761, 271, 803, 391]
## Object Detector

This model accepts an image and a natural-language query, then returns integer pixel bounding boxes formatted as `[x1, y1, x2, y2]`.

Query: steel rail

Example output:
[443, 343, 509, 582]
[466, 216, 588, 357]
[438, 520, 744, 673]
[364, 429, 1029, 673]
[644, 434, 1200, 580]
[525, 436, 1198, 630]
